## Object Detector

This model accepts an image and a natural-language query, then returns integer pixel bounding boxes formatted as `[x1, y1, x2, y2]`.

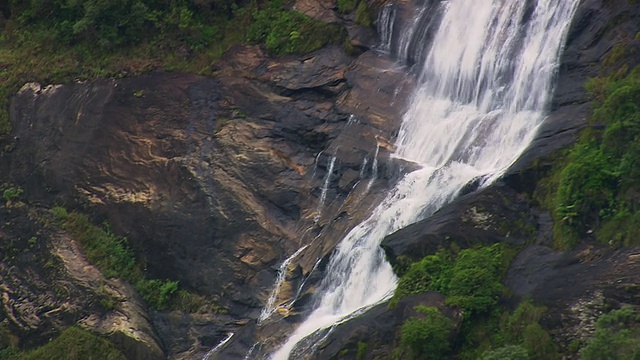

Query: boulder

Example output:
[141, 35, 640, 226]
[381, 184, 534, 264]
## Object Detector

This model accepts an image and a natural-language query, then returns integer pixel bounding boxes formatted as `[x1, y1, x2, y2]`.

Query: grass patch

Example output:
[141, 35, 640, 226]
[50, 206, 222, 312]
[2, 327, 126, 360]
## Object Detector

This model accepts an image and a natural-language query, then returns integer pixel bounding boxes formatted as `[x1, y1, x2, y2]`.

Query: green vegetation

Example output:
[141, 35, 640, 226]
[337, 0, 358, 13]
[354, 1, 372, 27]
[495, 300, 557, 359]
[0, 327, 126, 360]
[391, 245, 558, 360]
[246, 0, 344, 55]
[2, 187, 23, 202]
[52, 207, 141, 280]
[391, 244, 509, 317]
[536, 67, 640, 248]
[356, 341, 367, 360]
[397, 306, 454, 359]
[481, 345, 529, 360]
[52, 206, 179, 310]
[580, 306, 640, 360]
[0, 0, 348, 136]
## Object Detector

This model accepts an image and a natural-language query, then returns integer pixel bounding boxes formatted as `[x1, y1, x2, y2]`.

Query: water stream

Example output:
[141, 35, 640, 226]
[270, 0, 580, 358]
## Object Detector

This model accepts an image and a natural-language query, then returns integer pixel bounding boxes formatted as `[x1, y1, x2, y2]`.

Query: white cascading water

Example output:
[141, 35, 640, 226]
[259, 245, 309, 322]
[270, 0, 579, 358]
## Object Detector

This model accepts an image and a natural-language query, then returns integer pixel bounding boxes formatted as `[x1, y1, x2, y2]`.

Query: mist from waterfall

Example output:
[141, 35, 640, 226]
[270, 0, 580, 358]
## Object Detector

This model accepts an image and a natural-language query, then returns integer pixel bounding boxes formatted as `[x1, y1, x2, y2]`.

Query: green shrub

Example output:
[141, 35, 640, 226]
[445, 245, 507, 316]
[2, 187, 23, 202]
[392, 244, 508, 317]
[246, 0, 344, 55]
[555, 142, 618, 232]
[337, 0, 357, 13]
[354, 1, 372, 27]
[482, 345, 529, 360]
[543, 66, 640, 248]
[398, 306, 453, 359]
[392, 251, 450, 303]
[135, 279, 179, 310]
[498, 300, 558, 360]
[580, 307, 640, 360]
[19, 327, 126, 360]
[356, 341, 367, 360]
[62, 212, 140, 281]
[458, 300, 558, 360]
[0, 111, 11, 137]
[169, 289, 228, 314]
[54, 209, 185, 310]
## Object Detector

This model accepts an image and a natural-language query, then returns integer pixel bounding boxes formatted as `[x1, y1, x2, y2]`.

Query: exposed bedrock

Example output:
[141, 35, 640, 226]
[6, 37, 415, 356]
[4, 0, 640, 358]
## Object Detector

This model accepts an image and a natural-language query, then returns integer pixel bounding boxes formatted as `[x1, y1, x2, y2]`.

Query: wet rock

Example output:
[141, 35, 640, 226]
[505, 243, 640, 350]
[336, 51, 414, 134]
[258, 46, 351, 94]
[381, 184, 534, 264]
[7, 34, 414, 357]
[310, 292, 461, 360]
[346, 25, 377, 50]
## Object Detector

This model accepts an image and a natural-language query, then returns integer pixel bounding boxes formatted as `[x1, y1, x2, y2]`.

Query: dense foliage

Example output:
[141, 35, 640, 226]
[580, 306, 640, 359]
[398, 306, 454, 359]
[246, 0, 343, 55]
[392, 245, 558, 360]
[538, 67, 640, 248]
[8, 0, 235, 49]
[392, 244, 508, 317]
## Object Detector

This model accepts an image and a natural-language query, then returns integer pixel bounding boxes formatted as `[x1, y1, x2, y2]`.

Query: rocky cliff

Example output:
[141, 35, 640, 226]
[1, 0, 640, 359]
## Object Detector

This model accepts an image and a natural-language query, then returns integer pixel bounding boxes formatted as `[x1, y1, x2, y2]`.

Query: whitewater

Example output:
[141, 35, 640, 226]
[270, 0, 580, 358]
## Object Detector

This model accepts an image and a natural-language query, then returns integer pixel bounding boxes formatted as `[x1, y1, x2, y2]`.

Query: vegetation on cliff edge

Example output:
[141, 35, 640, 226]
[0, 0, 352, 137]
[51, 206, 224, 313]
[0, 326, 127, 360]
[390, 244, 558, 360]
[536, 64, 640, 249]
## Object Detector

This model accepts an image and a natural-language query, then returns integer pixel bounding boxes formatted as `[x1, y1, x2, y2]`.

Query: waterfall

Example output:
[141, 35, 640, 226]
[315, 155, 337, 222]
[365, 143, 380, 193]
[270, 0, 579, 358]
[203, 332, 234, 360]
[259, 245, 309, 322]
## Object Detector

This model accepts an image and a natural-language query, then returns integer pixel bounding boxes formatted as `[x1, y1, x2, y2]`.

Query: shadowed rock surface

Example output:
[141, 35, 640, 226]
[2, 0, 640, 358]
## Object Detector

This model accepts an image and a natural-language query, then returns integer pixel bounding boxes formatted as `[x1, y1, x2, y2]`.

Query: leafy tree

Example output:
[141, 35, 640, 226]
[246, 0, 343, 55]
[482, 345, 529, 360]
[399, 306, 454, 359]
[580, 307, 640, 360]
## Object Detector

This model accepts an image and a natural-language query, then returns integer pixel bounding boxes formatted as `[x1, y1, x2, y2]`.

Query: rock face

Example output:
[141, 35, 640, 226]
[382, 184, 535, 265]
[3, 0, 640, 358]
[309, 292, 461, 360]
[5, 35, 415, 357]
[0, 203, 163, 359]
